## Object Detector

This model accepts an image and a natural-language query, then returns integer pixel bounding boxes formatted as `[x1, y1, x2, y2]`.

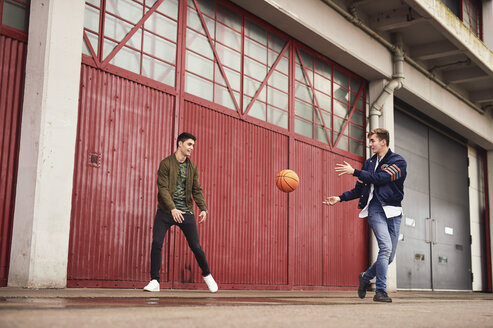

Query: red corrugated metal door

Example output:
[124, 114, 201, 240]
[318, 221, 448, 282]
[67, 65, 176, 288]
[0, 35, 26, 286]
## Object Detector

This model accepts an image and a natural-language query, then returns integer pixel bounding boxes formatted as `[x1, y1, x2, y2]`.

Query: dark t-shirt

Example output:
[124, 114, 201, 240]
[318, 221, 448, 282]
[173, 161, 188, 212]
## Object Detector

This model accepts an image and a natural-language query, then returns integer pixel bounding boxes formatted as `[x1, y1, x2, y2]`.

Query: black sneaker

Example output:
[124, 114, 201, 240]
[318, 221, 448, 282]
[358, 273, 370, 299]
[373, 290, 392, 303]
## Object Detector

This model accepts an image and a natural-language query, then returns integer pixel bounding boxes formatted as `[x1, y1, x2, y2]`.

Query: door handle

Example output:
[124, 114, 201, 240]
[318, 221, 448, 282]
[432, 218, 438, 245]
[425, 218, 431, 243]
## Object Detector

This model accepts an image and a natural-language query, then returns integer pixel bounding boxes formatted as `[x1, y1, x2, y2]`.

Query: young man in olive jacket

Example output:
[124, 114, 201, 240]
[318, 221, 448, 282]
[324, 128, 407, 303]
[144, 132, 218, 293]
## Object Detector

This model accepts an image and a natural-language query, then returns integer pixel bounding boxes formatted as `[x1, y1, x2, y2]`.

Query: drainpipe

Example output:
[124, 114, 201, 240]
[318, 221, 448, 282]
[369, 35, 404, 129]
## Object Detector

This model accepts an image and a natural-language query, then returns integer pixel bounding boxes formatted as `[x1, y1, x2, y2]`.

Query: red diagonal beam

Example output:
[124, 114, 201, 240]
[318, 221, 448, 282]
[102, 0, 166, 67]
[83, 31, 101, 68]
[333, 84, 364, 149]
[295, 47, 331, 148]
[193, 0, 240, 112]
[243, 41, 290, 116]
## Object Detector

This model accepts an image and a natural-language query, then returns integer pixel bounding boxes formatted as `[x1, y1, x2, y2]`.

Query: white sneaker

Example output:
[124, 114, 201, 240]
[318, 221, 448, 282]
[143, 279, 160, 292]
[203, 274, 218, 293]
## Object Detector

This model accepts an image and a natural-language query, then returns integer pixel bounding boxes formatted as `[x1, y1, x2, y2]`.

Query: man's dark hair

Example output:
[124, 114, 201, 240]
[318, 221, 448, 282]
[368, 128, 389, 147]
[176, 132, 196, 148]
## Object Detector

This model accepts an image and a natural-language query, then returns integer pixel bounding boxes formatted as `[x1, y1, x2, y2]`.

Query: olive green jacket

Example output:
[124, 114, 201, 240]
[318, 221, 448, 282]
[156, 154, 207, 214]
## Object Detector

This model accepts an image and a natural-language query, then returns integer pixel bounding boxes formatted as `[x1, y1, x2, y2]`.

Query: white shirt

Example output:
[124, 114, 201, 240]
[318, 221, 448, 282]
[358, 156, 402, 219]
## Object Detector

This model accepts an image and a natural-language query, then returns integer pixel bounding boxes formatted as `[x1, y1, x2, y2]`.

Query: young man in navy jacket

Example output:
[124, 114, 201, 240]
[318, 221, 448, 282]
[324, 128, 407, 302]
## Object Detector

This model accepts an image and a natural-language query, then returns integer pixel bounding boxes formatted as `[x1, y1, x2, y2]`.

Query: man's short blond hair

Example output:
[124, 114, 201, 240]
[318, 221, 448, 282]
[368, 128, 389, 147]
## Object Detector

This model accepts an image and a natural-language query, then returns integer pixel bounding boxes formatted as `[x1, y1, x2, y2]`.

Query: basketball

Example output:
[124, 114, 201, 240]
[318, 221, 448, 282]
[276, 169, 299, 193]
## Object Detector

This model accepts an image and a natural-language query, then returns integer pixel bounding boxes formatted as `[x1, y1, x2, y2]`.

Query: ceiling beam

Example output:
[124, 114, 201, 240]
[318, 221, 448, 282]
[442, 67, 489, 84]
[470, 89, 493, 103]
[370, 6, 424, 31]
[410, 40, 463, 60]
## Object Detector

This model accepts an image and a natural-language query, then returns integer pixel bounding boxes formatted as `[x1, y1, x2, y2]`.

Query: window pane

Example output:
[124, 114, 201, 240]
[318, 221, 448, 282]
[217, 4, 241, 31]
[245, 38, 267, 64]
[144, 32, 176, 64]
[350, 123, 365, 141]
[106, 0, 142, 24]
[2, 0, 27, 31]
[314, 74, 331, 95]
[192, 0, 216, 17]
[142, 55, 175, 87]
[336, 135, 349, 151]
[83, 31, 99, 56]
[295, 63, 306, 82]
[334, 84, 349, 103]
[320, 109, 331, 128]
[248, 100, 267, 121]
[156, 0, 179, 19]
[244, 57, 267, 82]
[245, 19, 267, 44]
[267, 87, 288, 110]
[187, 6, 215, 38]
[104, 14, 133, 42]
[315, 59, 331, 80]
[216, 43, 241, 70]
[214, 84, 237, 110]
[351, 139, 364, 156]
[216, 24, 241, 49]
[269, 33, 287, 53]
[84, 5, 100, 33]
[87, 0, 101, 7]
[314, 90, 331, 112]
[110, 46, 141, 74]
[216, 65, 241, 91]
[333, 116, 347, 135]
[298, 49, 313, 69]
[185, 51, 213, 80]
[295, 82, 313, 104]
[145, 12, 177, 42]
[295, 117, 313, 138]
[334, 100, 349, 118]
[243, 76, 266, 101]
[269, 71, 288, 91]
[351, 109, 364, 125]
[102, 38, 118, 60]
[351, 77, 362, 92]
[334, 68, 348, 88]
[185, 72, 213, 101]
[186, 29, 213, 59]
[267, 106, 288, 129]
[315, 126, 329, 144]
[295, 99, 313, 121]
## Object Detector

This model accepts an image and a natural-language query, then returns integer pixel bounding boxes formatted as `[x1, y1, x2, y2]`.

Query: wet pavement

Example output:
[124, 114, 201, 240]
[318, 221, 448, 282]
[1, 288, 493, 327]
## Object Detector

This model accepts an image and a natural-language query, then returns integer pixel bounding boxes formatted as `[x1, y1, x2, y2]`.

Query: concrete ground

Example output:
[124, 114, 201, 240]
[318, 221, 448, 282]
[1, 287, 493, 327]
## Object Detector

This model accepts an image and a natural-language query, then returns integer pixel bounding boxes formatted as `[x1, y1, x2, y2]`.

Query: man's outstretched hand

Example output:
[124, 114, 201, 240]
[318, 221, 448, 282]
[323, 196, 340, 206]
[335, 161, 355, 176]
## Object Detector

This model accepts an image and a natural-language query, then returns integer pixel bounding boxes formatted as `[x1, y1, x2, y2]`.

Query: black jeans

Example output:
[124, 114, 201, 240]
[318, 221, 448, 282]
[150, 208, 210, 282]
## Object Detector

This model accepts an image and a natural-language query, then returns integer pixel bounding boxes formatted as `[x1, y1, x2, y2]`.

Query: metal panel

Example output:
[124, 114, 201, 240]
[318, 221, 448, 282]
[291, 140, 368, 287]
[0, 35, 26, 286]
[67, 65, 175, 287]
[173, 100, 289, 287]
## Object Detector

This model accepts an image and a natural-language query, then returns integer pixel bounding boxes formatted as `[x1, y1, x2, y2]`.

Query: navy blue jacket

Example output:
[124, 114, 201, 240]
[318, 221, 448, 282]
[339, 149, 407, 209]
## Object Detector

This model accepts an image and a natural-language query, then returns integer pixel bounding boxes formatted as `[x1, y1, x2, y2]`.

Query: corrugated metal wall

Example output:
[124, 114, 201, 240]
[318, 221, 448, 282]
[67, 65, 175, 287]
[0, 35, 26, 286]
[68, 66, 367, 289]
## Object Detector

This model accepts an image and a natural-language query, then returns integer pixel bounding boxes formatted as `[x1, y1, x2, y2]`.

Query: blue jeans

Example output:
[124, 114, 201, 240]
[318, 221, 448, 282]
[362, 211, 402, 292]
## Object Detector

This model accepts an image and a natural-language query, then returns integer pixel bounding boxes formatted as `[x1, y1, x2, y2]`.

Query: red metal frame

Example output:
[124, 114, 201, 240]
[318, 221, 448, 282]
[0, 0, 30, 41]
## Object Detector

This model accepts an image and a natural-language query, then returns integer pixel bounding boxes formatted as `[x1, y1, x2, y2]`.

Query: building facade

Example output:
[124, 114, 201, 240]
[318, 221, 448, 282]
[1, 0, 492, 291]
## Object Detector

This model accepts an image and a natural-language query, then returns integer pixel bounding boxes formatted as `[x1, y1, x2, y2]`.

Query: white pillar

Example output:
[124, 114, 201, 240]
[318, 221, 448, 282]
[488, 150, 493, 291]
[8, 0, 85, 288]
[367, 79, 398, 292]
[483, 0, 493, 50]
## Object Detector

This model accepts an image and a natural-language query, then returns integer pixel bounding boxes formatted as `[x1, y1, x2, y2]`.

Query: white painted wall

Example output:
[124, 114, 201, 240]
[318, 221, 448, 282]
[8, 0, 85, 288]
[468, 146, 486, 291]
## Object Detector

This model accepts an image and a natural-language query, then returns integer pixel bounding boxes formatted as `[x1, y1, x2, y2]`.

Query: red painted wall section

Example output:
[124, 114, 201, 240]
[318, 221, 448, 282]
[176, 100, 289, 287]
[67, 65, 176, 288]
[0, 35, 26, 286]
[292, 140, 368, 287]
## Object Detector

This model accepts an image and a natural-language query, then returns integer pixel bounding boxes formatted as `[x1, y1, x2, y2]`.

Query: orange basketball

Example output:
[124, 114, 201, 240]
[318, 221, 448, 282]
[276, 169, 299, 193]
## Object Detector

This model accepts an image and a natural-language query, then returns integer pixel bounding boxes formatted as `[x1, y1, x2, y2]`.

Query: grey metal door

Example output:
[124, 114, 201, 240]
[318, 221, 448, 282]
[395, 110, 471, 290]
